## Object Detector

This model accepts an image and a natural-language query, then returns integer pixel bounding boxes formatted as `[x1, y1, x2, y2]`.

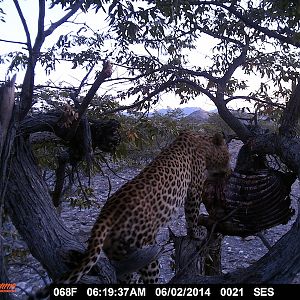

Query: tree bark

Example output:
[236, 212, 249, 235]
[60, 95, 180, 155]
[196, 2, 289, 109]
[181, 79, 300, 285]
[5, 136, 116, 284]
[171, 210, 300, 284]
[169, 230, 222, 281]
[279, 78, 300, 136]
[0, 78, 17, 300]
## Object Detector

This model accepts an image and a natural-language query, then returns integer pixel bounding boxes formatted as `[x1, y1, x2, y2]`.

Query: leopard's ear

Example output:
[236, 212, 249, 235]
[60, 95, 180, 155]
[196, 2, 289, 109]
[212, 132, 225, 146]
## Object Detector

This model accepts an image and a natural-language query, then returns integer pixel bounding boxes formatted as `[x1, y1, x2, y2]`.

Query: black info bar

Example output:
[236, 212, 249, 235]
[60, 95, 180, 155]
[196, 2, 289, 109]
[49, 284, 299, 299]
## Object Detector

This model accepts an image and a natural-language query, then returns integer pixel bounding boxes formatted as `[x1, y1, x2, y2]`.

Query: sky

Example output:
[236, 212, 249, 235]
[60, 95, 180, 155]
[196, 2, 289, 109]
[0, 1, 260, 112]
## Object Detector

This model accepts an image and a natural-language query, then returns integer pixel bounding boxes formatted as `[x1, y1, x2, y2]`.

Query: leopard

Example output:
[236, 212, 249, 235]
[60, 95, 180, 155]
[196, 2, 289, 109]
[32, 130, 230, 298]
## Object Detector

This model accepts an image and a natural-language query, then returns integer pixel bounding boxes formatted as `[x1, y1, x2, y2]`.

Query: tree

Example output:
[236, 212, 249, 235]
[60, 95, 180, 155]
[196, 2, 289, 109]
[0, 1, 121, 294]
[1, 0, 300, 294]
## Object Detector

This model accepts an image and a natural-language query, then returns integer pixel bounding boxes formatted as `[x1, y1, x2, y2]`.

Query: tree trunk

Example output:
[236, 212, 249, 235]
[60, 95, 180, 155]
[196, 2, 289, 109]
[0, 78, 17, 300]
[171, 209, 300, 284]
[169, 229, 222, 282]
[4, 136, 116, 284]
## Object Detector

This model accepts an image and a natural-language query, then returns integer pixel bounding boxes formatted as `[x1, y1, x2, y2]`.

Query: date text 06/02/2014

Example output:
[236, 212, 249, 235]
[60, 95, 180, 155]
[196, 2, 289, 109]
[49, 284, 298, 299]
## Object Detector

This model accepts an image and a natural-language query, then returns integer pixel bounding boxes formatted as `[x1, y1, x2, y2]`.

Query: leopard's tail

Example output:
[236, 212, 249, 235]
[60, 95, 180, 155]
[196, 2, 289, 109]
[29, 215, 112, 299]
[62, 213, 113, 284]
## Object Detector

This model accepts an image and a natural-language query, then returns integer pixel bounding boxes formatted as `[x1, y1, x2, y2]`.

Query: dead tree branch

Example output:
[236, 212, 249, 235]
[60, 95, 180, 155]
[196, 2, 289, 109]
[17, 0, 84, 120]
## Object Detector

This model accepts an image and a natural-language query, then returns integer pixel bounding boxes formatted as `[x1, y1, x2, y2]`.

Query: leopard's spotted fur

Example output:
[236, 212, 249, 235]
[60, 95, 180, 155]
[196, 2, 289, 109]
[32, 130, 230, 299]
[61, 131, 230, 284]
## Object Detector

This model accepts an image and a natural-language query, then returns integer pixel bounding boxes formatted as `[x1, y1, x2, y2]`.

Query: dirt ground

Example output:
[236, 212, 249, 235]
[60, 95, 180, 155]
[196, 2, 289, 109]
[4, 140, 300, 299]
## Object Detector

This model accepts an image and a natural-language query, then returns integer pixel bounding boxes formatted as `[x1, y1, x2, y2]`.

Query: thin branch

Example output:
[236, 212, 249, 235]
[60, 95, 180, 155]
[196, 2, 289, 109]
[99, 76, 180, 116]
[75, 167, 92, 205]
[197, 26, 246, 48]
[101, 76, 216, 117]
[174, 78, 216, 100]
[99, 100, 146, 116]
[44, 0, 85, 37]
[34, 84, 77, 91]
[107, 65, 165, 83]
[220, 44, 249, 86]
[78, 61, 112, 118]
[225, 95, 286, 109]
[77, 65, 95, 94]
[0, 39, 27, 46]
[93, 156, 116, 200]
[168, 66, 219, 83]
[13, 0, 32, 51]
[189, 1, 300, 48]
[256, 232, 272, 250]
[70, 64, 96, 108]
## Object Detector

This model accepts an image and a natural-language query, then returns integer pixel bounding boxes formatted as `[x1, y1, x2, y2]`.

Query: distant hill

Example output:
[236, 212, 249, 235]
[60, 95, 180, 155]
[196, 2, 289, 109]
[151, 107, 200, 116]
[150, 106, 211, 123]
[185, 108, 210, 122]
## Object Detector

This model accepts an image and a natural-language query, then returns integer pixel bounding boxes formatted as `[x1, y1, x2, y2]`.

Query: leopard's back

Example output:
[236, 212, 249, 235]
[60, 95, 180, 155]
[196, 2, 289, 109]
[35, 131, 230, 293]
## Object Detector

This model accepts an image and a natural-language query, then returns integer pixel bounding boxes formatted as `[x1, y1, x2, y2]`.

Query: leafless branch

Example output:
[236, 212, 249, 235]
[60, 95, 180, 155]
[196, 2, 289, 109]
[256, 232, 272, 250]
[34, 84, 77, 91]
[168, 66, 219, 83]
[13, 0, 32, 51]
[197, 26, 246, 48]
[0, 39, 28, 46]
[75, 166, 91, 205]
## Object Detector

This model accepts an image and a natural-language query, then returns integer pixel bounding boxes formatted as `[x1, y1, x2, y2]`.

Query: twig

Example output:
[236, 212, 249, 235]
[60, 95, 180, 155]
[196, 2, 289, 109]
[95, 153, 130, 182]
[34, 84, 77, 91]
[70, 64, 96, 108]
[75, 166, 91, 205]
[206, 207, 241, 246]
[0, 38, 28, 46]
[256, 232, 272, 250]
[93, 156, 119, 200]
[99, 76, 182, 116]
